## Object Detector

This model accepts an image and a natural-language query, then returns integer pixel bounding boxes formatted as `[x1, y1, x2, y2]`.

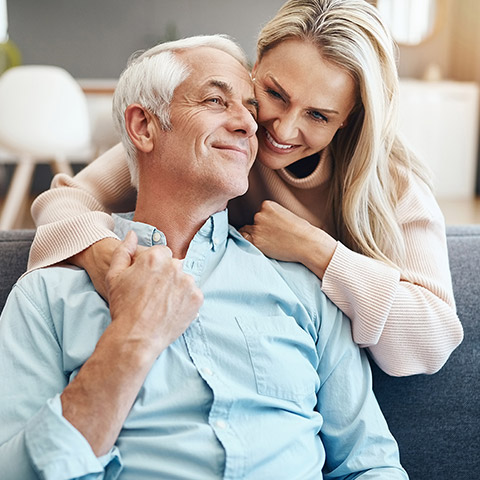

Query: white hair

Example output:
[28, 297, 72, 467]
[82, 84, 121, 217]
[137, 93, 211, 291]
[112, 34, 249, 188]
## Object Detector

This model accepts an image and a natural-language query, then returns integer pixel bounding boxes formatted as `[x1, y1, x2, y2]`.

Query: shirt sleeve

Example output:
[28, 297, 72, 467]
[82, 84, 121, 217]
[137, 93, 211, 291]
[321, 174, 463, 376]
[27, 143, 137, 272]
[314, 294, 408, 479]
[0, 283, 123, 480]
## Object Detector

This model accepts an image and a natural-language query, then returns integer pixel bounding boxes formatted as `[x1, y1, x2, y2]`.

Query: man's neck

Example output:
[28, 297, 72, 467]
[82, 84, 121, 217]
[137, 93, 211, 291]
[133, 191, 226, 259]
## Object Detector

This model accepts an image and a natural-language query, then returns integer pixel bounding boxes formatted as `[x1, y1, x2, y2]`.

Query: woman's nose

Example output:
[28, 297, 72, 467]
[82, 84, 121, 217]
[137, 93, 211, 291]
[272, 113, 299, 142]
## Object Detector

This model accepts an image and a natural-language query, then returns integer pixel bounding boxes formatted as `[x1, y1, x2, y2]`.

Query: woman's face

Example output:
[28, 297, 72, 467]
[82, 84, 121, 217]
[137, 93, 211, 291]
[253, 38, 357, 170]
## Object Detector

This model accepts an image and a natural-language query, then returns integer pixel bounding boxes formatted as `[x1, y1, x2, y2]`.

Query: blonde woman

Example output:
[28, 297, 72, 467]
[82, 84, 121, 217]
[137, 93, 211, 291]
[29, 0, 463, 376]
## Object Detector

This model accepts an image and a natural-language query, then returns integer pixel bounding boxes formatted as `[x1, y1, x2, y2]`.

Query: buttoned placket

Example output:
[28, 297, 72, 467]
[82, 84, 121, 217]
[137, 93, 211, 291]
[182, 214, 245, 479]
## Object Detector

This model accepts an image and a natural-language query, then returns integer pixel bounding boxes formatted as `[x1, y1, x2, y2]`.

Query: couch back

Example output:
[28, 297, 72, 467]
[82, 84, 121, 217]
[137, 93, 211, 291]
[371, 225, 480, 479]
[0, 227, 478, 479]
[0, 229, 34, 309]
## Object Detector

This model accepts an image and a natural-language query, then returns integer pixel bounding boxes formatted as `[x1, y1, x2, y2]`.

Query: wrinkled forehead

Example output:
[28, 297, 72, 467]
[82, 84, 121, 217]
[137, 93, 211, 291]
[178, 47, 254, 97]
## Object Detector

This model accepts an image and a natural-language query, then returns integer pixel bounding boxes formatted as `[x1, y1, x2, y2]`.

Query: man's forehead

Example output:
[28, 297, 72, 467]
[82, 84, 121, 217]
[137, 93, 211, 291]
[179, 47, 254, 97]
[180, 47, 252, 86]
[179, 45, 244, 66]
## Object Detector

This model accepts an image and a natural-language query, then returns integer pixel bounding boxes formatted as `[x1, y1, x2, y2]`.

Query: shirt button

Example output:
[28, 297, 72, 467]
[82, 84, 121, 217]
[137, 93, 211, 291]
[215, 420, 227, 430]
[202, 367, 213, 376]
[152, 232, 162, 243]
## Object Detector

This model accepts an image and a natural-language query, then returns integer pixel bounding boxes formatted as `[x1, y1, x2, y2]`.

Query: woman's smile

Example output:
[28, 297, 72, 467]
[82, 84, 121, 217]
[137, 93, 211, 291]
[253, 38, 356, 170]
[264, 128, 297, 152]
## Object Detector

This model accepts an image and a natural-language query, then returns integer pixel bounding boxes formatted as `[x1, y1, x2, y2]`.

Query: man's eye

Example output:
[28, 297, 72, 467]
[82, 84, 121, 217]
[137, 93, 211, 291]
[207, 97, 224, 105]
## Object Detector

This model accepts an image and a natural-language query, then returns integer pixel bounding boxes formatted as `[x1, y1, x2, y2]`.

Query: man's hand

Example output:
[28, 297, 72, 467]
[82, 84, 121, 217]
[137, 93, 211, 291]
[62, 231, 203, 456]
[106, 230, 204, 357]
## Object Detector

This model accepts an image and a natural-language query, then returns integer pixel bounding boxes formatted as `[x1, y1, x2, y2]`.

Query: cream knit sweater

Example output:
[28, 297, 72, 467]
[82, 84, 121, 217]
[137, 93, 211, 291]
[30, 143, 463, 376]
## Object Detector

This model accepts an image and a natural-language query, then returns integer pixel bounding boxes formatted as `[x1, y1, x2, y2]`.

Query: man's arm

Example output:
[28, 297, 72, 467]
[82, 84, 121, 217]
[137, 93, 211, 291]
[314, 295, 408, 479]
[61, 231, 203, 455]
[0, 277, 114, 480]
[0, 232, 203, 479]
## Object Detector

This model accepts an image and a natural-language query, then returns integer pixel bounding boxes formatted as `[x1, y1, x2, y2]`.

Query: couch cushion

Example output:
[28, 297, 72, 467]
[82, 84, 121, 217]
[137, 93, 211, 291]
[0, 226, 478, 479]
[372, 225, 480, 480]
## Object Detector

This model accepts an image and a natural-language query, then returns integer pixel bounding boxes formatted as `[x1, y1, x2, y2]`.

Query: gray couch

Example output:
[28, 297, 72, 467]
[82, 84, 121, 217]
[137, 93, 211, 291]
[0, 226, 478, 479]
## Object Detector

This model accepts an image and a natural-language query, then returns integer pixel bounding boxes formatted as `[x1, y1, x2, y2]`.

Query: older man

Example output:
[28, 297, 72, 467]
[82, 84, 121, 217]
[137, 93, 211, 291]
[0, 35, 408, 479]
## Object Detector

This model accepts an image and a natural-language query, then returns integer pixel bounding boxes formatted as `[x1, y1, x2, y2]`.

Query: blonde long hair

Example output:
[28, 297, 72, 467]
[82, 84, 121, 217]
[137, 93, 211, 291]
[257, 0, 431, 270]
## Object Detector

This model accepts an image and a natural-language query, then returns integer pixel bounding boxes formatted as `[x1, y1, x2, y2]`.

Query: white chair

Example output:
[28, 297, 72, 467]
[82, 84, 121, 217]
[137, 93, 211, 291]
[0, 65, 92, 229]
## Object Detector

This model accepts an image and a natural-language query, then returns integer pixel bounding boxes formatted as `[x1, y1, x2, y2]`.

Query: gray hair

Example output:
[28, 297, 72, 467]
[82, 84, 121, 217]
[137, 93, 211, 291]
[112, 34, 249, 188]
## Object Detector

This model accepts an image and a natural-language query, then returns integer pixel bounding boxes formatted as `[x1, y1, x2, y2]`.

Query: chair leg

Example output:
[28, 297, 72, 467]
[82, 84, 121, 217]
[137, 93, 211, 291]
[0, 159, 35, 230]
[50, 156, 74, 177]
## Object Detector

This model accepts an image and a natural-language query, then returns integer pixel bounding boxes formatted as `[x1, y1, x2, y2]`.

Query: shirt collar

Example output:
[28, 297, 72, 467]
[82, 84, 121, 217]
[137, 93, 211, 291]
[112, 209, 230, 251]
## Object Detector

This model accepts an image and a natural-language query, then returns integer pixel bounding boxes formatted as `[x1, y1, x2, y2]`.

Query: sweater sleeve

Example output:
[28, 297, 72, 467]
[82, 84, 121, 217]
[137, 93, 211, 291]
[321, 175, 464, 377]
[28, 143, 136, 271]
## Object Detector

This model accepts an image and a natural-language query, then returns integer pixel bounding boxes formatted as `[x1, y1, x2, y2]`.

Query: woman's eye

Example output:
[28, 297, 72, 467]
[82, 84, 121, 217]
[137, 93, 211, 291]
[308, 110, 327, 123]
[266, 88, 284, 101]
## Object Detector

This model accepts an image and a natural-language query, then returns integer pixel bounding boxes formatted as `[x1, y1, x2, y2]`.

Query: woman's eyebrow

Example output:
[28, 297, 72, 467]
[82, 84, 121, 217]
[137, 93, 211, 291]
[268, 75, 290, 100]
[268, 74, 340, 115]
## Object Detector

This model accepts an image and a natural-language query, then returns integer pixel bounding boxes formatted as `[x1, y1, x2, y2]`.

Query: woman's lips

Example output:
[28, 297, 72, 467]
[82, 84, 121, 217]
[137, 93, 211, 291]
[263, 128, 298, 154]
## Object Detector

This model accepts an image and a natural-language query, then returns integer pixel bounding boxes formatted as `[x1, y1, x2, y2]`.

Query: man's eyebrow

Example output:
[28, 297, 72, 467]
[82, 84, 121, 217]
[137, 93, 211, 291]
[208, 80, 233, 94]
[208, 79, 258, 112]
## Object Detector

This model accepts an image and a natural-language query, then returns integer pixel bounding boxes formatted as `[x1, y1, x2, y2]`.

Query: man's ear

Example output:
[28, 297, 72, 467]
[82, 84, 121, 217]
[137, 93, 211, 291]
[124, 104, 156, 153]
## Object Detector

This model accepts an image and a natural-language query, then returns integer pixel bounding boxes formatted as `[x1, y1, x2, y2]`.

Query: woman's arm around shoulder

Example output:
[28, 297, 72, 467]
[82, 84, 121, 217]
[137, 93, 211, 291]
[28, 143, 137, 298]
[29, 143, 136, 268]
[322, 174, 464, 376]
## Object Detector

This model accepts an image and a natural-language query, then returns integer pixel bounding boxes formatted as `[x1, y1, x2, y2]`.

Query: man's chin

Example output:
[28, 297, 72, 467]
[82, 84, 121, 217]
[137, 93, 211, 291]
[230, 180, 249, 200]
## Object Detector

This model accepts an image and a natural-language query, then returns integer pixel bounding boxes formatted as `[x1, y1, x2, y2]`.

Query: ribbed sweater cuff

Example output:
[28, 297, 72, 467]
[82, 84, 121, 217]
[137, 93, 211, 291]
[322, 242, 400, 346]
[27, 212, 118, 272]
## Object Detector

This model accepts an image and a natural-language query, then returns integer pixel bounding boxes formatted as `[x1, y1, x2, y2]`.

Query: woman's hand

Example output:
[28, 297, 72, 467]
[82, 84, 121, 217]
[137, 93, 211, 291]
[239, 200, 337, 278]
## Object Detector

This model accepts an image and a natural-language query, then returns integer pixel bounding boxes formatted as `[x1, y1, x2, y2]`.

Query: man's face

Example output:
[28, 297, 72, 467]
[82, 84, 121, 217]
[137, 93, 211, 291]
[155, 47, 258, 209]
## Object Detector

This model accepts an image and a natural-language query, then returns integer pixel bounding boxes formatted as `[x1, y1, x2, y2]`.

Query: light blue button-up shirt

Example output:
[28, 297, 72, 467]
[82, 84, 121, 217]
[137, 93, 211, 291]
[0, 211, 408, 479]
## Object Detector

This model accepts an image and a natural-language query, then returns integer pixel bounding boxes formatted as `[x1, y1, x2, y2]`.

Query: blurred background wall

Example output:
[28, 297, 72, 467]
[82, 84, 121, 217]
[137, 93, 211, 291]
[7, 0, 480, 81]
[2, 0, 480, 223]
[7, 0, 286, 78]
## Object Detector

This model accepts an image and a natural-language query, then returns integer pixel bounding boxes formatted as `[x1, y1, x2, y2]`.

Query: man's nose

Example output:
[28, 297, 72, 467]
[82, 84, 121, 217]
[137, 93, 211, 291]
[229, 104, 258, 138]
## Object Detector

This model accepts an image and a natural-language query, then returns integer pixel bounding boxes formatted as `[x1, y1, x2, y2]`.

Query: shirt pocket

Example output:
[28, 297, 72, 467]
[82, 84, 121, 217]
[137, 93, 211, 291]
[235, 315, 318, 403]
